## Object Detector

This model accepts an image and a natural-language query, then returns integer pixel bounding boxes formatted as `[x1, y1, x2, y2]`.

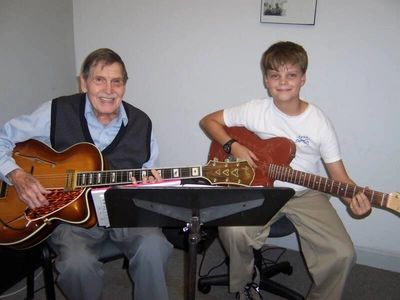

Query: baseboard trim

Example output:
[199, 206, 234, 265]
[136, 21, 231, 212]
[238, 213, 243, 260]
[355, 246, 400, 273]
[267, 234, 400, 273]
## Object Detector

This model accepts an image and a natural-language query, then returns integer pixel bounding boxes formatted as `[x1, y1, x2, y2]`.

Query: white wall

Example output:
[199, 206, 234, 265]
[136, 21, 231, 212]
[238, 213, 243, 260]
[1, 0, 397, 275]
[0, 0, 76, 125]
[73, 0, 400, 272]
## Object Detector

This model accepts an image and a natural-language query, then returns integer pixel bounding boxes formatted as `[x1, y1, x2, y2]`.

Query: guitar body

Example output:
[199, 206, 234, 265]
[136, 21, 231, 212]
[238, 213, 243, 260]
[0, 140, 102, 249]
[0, 138, 257, 249]
[208, 127, 296, 187]
[209, 127, 400, 216]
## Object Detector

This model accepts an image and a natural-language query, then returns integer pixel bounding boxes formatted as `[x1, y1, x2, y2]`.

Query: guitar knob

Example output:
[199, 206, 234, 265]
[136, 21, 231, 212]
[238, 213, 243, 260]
[226, 154, 235, 162]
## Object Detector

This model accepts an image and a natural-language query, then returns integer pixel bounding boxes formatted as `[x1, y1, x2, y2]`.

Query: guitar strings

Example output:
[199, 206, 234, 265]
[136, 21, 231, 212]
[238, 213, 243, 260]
[266, 163, 388, 203]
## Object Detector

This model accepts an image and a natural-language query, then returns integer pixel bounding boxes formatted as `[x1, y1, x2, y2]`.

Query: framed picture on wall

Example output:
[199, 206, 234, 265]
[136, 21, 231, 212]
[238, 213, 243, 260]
[260, 0, 317, 25]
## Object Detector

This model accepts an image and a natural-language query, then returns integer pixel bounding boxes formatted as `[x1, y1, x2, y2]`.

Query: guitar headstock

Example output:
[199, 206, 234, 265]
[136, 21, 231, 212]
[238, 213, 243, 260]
[386, 192, 400, 216]
[202, 159, 255, 186]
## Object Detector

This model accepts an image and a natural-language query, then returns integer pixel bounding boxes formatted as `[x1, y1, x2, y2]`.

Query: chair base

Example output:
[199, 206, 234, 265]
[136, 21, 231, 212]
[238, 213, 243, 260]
[198, 272, 304, 299]
[197, 249, 305, 300]
[260, 277, 304, 300]
[198, 275, 229, 294]
[198, 271, 304, 300]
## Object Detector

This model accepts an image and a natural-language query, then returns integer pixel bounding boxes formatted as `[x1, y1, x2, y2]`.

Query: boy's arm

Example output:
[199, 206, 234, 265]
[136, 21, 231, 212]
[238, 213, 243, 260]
[200, 110, 259, 167]
[325, 160, 371, 217]
[200, 110, 232, 145]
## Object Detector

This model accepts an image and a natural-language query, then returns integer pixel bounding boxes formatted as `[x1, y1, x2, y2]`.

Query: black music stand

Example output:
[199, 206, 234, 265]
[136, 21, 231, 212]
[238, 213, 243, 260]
[104, 186, 294, 300]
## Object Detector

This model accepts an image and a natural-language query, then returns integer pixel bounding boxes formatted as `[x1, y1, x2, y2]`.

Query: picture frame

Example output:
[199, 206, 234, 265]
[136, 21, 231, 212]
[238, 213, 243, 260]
[260, 0, 317, 25]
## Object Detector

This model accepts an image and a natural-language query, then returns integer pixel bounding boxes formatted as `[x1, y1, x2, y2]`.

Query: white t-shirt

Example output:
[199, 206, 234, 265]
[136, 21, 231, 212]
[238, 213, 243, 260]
[223, 98, 342, 192]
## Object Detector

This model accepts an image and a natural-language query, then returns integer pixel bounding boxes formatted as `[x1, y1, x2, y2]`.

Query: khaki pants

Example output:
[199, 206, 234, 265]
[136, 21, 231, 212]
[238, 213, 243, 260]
[219, 190, 356, 300]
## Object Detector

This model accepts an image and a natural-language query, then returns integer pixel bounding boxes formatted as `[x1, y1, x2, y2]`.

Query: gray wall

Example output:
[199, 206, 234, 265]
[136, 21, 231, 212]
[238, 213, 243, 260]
[0, 0, 398, 273]
[0, 0, 76, 123]
[73, 0, 400, 272]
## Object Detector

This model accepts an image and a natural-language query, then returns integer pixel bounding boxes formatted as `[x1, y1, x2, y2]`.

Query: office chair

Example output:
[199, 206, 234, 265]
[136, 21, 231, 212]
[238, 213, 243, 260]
[0, 242, 53, 300]
[26, 242, 56, 300]
[27, 240, 129, 300]
[197, 216, 305, 300]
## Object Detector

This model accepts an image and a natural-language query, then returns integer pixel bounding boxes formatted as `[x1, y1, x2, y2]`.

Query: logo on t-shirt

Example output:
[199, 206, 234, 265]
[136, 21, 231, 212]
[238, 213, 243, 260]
[295, 136, 310, 145]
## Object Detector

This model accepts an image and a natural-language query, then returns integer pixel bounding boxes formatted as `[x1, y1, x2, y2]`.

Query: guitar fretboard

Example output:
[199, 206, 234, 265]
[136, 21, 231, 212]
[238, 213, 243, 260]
[74, 166, 202, 187]
[268, 164, 389, 208]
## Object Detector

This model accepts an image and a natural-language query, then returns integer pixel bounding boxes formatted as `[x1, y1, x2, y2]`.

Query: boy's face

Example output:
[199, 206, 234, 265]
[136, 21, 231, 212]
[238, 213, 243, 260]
[264, 63, 306, 104]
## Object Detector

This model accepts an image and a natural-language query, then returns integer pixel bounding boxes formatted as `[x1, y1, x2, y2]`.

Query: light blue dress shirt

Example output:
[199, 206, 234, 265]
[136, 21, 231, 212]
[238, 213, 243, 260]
[0, 96, 159, 182]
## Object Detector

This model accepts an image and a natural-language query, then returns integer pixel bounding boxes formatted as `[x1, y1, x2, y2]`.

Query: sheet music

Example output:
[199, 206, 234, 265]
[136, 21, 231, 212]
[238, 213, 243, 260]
[91, 180, 183, 227]
[91, 188, 111, 227]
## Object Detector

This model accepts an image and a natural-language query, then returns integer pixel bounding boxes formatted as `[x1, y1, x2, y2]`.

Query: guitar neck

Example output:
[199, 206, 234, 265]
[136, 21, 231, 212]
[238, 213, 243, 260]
[268, 164, 389, 208]
[74, 166, 203, 188]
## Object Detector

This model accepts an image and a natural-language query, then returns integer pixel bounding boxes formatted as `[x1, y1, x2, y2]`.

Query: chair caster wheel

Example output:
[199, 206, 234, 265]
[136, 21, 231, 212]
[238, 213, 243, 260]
[287, 266, 293, 275]
[282, 265, 293, 275]
[198, 282, 211, 294]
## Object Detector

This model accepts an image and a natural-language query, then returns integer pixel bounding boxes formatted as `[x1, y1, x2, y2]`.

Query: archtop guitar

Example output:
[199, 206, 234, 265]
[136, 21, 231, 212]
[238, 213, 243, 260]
[0, 139, 255, 249]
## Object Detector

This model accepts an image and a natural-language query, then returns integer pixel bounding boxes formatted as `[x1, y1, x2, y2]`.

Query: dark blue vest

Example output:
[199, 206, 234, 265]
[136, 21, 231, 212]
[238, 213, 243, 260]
[50, 93, 152, 169]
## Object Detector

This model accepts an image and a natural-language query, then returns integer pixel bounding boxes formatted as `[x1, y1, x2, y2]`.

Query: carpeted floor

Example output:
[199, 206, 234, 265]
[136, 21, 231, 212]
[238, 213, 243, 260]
[2, 239, 400, 300]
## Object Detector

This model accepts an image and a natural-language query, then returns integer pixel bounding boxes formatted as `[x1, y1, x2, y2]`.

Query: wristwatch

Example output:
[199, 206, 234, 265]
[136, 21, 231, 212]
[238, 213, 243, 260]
[223, 139, 237, 154]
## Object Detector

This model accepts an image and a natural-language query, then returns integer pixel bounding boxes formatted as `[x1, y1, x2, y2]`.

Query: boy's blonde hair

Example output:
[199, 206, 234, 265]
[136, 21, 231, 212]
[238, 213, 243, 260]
[261, 41, 308, 75]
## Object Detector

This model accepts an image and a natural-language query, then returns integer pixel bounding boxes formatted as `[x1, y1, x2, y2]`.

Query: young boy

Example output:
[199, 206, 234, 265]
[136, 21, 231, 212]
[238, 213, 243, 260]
[199, 41, 371, 300]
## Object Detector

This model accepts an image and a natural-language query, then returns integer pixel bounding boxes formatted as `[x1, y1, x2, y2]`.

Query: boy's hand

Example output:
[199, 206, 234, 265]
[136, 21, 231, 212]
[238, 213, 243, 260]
[349, 191, 371, 217]
[230, 142, 259, 169]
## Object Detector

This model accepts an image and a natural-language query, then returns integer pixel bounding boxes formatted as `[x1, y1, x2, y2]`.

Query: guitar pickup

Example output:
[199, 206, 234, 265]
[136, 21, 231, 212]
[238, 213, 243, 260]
[65, 169, 76, 191]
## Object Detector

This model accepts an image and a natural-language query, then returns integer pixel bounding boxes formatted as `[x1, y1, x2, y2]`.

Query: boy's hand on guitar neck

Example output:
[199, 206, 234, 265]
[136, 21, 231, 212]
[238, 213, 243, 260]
[7, 168, 51, 209]
[348, 190, 372, 217]
[230, 142, 259, 169]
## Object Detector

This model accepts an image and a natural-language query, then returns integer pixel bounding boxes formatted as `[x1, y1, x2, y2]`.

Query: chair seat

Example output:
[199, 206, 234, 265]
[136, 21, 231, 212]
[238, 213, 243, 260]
[98, 241, 126, 262]
[269, 215, 296, 237]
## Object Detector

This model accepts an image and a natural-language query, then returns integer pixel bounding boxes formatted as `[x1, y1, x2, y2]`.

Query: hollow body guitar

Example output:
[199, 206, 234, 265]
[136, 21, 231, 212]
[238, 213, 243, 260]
[208, 127, 400, 217]
[0, 139, 255, 249]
